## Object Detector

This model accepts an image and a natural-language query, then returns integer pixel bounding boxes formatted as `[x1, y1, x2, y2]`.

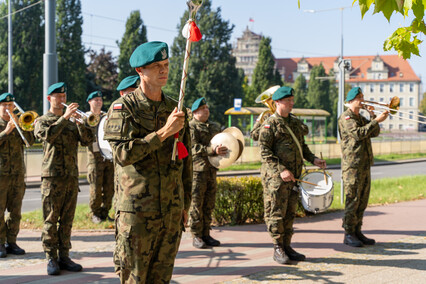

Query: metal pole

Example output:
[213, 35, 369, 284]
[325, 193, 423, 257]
[43, 0, 58, 114]
[8, 0, 13, 94]
[338, 8, 345, 205]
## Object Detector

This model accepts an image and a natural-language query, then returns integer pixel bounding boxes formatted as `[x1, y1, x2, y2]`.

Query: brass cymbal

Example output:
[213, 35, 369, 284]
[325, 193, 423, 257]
[223, 127, 244, 160]
[208, 132, 239, 169]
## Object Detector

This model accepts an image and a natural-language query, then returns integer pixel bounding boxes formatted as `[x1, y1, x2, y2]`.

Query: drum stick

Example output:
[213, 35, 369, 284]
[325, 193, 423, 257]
[295, 179, 319, 187]
[320, 152, 328, 185]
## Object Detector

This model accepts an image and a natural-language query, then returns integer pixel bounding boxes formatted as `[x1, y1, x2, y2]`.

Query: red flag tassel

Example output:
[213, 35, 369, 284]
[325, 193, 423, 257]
[174, 133, 188, 159]
[189, 21, 202, 42]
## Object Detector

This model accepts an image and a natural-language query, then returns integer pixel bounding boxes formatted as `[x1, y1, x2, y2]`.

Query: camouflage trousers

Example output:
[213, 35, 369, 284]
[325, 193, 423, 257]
[87, 157, 114, 219]
[41, 176, 78, 259]
[115, 209, 183, 284]
[0, 174, 25, 244]
[263, 178, 299, 247]
[188, 168, 217, 237]
[342, 167, 371, 234]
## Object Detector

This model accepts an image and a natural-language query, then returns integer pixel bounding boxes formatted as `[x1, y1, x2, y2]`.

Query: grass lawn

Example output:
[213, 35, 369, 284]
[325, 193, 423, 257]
[220, 152, 426, 171]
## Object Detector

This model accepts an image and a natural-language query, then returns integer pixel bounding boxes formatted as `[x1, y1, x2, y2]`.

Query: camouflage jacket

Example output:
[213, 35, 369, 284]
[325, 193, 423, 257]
[85, 111, 110, 163]
[103, 86, 193, 214]
[259, 113, 316, 180]
[338, 108, 380, 170]
[189, 118, 221, 172]
[34, 112, 94, 177]
[0, 117, 35, 176]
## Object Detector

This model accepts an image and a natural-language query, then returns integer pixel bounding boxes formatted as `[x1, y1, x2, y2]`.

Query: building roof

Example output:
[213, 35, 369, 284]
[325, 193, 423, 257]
[275, 55, 421, 83]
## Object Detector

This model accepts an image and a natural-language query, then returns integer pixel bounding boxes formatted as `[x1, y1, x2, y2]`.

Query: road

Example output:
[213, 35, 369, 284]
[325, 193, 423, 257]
[21, 161, 426, 213]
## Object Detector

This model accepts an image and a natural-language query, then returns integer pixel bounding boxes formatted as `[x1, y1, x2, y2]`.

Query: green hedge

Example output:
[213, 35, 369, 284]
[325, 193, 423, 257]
[213, 176, 306, 226]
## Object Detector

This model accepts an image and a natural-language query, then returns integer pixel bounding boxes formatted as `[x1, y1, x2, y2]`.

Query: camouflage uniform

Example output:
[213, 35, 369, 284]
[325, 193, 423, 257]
[259, 113, 316, 246]
[34, 113, 94, 259]
[338, 108, 380, 234]
[250, 119, 263, 141]
[0, 117, 35, 245]
[104, 86, 192, 283]
[188, 118, 221, 238]
[86, 111, 114, 219]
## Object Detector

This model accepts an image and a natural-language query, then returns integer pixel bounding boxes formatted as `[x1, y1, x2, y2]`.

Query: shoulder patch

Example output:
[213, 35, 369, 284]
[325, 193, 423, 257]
[113, 103, 123, 110]
[264, 124, 270, 129]
[345, 116, 351, 120]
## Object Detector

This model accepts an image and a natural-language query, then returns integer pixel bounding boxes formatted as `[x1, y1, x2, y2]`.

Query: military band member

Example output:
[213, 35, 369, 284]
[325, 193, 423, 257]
[34, 82, 94, 275]
[104, 41, 192, 283]
[0, 93, 35, 258]
[188, 97, 227, 249]
[338, 87, 388, 247]
[116, 75, 139, 97]
[259, 86, 326, 264]
[85, 91, 114, 223]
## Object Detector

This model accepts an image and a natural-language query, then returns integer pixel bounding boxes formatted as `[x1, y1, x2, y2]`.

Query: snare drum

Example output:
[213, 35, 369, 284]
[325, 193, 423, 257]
[97, 116, 113, 160]
[299, 171, 333, 214]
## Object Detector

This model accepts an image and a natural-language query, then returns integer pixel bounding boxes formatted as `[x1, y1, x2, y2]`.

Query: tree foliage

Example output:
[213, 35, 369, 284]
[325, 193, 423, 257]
[293, 74, 308, 108]
[117, 10, 147, 82]
[56, 0, 87, 106]
[247, 37, 283, 106]
[306, 64, 331, 112]
[0, 0, 44, 113]
[353, 0, 426, 59]
[86, 48, 118, 111]
[164, 0, 243, 125]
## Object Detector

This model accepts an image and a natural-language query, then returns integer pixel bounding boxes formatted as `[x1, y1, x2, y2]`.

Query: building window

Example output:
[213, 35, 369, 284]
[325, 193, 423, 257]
[400, 97, 404, 107]
[389, 124, 393, 130]
[409, 97, 414, 106]
[399, 112, 403, 120]
[400, 83, 404, 92]
[370, 84, 374, 92]
[389, 115, 393, 120]
[379, 97, 384, 103]
[370, 97, 374, 101]
[399, 124, 403, 130]
[409, 111, 413, 120]
[380, 84, 384, 92]
[410, 83, 414, 92]
[390, 83, 394, 93]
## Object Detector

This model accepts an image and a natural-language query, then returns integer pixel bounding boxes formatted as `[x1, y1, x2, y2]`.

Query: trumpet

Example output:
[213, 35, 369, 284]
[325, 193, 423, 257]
[254, 85, 280, 123]
[61, 102, 100, 127]
[5, 109, 31, 147]
[14, 102, 39, 131]
[361, 96, 426, 125]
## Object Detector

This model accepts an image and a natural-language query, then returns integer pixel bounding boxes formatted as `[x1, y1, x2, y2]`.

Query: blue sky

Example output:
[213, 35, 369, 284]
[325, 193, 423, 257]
[81, 0, 425, 89]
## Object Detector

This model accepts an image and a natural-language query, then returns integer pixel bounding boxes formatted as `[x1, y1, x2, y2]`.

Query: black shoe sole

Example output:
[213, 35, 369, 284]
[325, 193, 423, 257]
[344, 240, 363, 247]
[273, 255, 291, 264]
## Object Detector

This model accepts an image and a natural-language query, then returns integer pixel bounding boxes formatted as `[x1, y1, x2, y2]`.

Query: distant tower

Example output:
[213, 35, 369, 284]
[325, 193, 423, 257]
[232, 26, 262, 84]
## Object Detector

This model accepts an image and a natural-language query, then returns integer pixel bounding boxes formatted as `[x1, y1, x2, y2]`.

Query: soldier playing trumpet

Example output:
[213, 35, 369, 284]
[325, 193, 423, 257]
[0, 92, 35, 258]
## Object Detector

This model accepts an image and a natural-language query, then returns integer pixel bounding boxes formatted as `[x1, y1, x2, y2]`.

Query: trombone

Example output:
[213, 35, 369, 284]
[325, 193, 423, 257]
[254, 85, 280, 123]
[361, 96, 426, 125]
[61, 102, 100, 127]
[14, 102, 39, 131]
[5, 109, 31, 147]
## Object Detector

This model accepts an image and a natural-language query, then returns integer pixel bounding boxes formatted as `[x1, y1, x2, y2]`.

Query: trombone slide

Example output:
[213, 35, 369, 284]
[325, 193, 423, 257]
[5, 109, 30, 147]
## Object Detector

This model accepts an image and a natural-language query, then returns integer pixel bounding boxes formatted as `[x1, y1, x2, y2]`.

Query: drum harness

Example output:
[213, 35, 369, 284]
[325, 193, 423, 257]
[282, 123, 306, 192]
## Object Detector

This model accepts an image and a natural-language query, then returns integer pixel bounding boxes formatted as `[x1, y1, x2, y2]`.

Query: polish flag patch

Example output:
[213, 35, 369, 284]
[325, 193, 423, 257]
[345, 116, 351, 120]
[264, 124, 270, 128]
[113, 103, 123, 110]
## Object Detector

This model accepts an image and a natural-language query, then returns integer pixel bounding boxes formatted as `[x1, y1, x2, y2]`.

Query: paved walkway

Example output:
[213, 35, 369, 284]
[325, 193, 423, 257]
[1, 199, 426, 283]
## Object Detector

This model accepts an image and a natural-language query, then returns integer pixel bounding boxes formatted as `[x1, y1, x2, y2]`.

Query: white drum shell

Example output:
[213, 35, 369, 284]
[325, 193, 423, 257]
[97, 116, 113, 160]
[299, 172, 333, 214]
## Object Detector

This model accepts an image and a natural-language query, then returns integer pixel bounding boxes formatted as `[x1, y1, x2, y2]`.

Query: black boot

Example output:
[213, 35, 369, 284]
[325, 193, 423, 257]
[202, 235, 221, 247]
[192, 237, 207, 249]
[273, 245, 290, 264]
[0, 244, 6, 258]
[284, 245, 306, 261]
[5, 243, 25, 255]
[47, 258, 60, 275]
[58, 256, 83, 272]
[344, 233, 363, 247]
[356, 231, 376, 245]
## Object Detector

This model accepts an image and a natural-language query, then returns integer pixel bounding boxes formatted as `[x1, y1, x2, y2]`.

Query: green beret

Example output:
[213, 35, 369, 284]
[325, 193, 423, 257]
[129, 41, 169, 68]
[191, 97, 207, 112]
[0, 92, 15, 103]
[346, 87, 362, 102]
[86, 90, 103, 103]
[272, 86, 294, 101]
[116, 75, 139, 91]
[48, 82, 67, 95]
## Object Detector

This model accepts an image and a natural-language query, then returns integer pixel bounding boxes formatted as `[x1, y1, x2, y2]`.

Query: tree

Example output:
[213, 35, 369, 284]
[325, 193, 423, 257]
[117, 10, 147, 82]
[0, 0, 44, 113]
[86, 48, 118, 111]
[306, 64, 330, 112]
[293, 74, 308, 108]
[164, 0, 243, 125]
[247, 36, 283, 106]
[56, 0, 87, 106]
[354, 0, 426, 59]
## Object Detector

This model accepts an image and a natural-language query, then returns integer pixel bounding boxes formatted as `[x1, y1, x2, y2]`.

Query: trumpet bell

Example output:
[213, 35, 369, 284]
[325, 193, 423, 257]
[18, 111, 38, 131]
[255, 85, 280, 103]
[87, 113, 100, 127]
[389, 96, 400, 115]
